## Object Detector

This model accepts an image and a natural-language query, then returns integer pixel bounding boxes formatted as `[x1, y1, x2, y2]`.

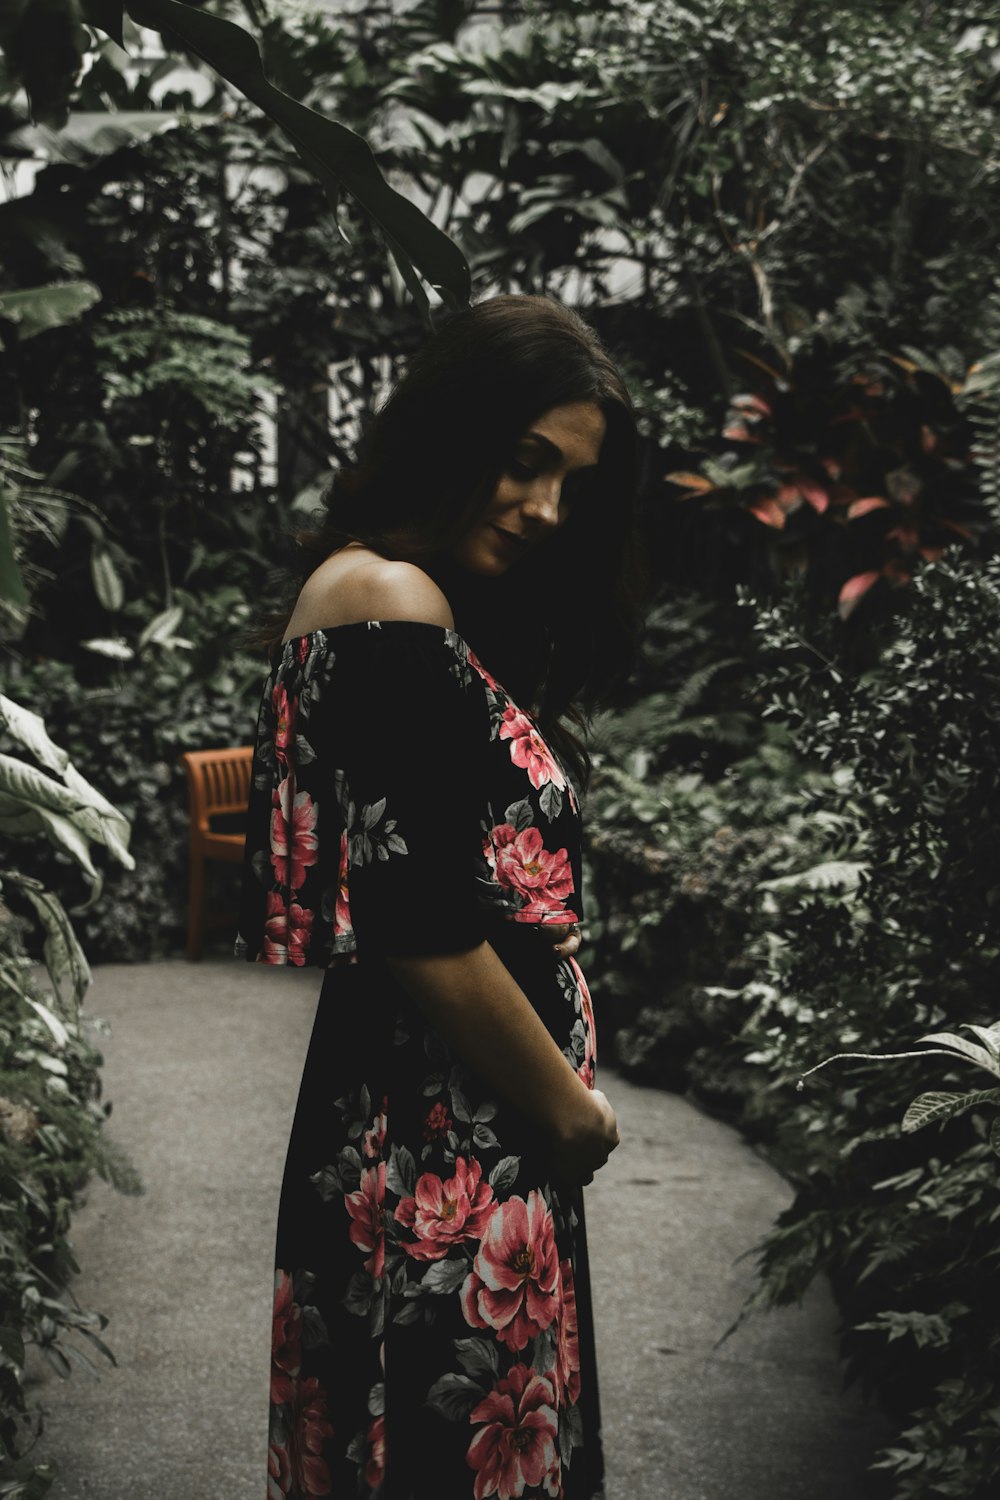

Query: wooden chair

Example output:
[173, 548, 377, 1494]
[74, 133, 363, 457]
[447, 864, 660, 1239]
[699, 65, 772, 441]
[178, 746, 254, 960]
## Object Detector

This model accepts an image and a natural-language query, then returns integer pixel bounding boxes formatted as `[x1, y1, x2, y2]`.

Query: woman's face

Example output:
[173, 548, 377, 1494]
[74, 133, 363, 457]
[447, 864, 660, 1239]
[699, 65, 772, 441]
[449, 400, 607, 574]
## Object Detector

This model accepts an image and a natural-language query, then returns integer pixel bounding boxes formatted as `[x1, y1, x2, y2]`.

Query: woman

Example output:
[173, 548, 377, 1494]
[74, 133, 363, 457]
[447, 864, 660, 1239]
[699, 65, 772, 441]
[235, 293, 648, 1499]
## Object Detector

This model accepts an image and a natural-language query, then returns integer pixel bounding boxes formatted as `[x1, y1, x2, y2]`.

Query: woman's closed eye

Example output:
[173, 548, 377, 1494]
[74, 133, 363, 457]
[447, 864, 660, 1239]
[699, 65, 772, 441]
[506, 460, 595, 500]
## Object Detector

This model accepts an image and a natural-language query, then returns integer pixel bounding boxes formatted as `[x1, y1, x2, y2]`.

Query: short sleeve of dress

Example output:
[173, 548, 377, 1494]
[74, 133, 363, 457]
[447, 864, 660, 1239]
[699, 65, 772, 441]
[330, 624, 491, 961]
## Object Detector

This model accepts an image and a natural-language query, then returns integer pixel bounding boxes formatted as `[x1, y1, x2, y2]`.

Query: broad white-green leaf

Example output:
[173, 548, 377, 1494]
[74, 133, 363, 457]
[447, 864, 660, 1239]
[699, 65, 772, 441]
[12, 111, 220, 165]
[961, 1024, 1000, 1060]
[11, 877, 92, 1013]
[31, 807, 104, 911]
[902, 1088, 1000, 1133]
[138, 605, 184, 649]
[61, 757, 130, 820]
[79, 637, 134, 660]
[1, 805, 103, 920]
[0, 694, 70, 775]
[0, 282, 102, 347]
[23, 995, 70, 1049]
[916, 1031, 1000, 1078]
[68, 801, 136, 873]
[91, 542, 125, 613]
[0, 753, 83, 816]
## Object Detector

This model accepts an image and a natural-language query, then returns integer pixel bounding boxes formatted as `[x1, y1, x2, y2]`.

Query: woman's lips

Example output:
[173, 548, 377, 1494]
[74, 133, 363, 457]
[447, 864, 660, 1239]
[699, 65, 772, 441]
[492, 525, 527, 550]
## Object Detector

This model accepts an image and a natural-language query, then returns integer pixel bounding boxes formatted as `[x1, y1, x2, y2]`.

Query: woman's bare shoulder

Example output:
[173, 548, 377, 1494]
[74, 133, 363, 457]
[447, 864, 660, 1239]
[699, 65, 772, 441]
[283, 547, 455, 640]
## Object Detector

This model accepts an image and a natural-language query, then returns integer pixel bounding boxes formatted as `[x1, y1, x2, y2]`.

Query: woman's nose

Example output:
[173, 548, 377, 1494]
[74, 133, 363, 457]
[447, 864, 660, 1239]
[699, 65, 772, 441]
[520, 478, 563, 530]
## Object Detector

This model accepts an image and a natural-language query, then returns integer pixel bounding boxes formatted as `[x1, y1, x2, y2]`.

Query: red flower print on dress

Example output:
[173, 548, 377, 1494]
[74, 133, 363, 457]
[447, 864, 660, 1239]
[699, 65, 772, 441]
[488, 825, 574, 915]
[569, 956, 596, 1089]
[272, 680, 298, 765]
[288, 1377, 335, 1497]
[466, 1363, 559, 1500]
[421, 1101, 453, 1141]
[364, 1413, 386, 1488]
[554, 1258, 581, 1407]
[271, 1269, 302, 1405]
[461, 1191, 560, 1350]
[333, 827, 352, 944]
[267, 1440, 292, 1500]
[270, 777, 319, 891]
[362, 1096, 387, 1160]
[499, 706, 566, 791]
[466, 646, 502, 693]
[345, 1162, 386, 1279]
[396, 1156, 495, 1262]
[262, 889, 314, 965]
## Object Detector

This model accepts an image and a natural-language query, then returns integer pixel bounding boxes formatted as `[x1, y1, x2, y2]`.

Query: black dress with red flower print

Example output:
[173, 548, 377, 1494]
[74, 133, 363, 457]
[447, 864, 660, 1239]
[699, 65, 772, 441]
[235, 620, 604, 1500]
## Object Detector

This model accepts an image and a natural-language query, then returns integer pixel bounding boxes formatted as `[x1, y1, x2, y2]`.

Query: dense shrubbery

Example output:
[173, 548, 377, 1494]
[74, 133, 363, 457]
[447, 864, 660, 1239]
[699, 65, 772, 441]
[738, 554, 1000, 1497]
[586, 553, 1000, 1497]
[4, 585, 270, 962]
[0, 693, 141, 1496]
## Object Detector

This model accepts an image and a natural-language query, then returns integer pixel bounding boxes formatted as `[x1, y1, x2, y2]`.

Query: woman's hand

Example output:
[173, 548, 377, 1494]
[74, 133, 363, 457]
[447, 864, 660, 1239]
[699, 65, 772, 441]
[549, 1086, 620, 1186]
[546, 921, 582, 959]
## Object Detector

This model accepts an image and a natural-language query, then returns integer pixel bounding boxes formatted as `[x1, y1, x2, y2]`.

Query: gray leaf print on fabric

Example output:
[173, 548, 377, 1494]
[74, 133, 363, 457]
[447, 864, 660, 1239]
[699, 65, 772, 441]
[504, 797, 533, 831]
[333, 768, 410, 866]
[539, 780, 564, 822]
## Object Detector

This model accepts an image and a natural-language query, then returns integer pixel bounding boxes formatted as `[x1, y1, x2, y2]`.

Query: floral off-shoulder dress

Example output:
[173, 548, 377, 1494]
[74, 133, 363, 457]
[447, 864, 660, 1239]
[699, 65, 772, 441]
[234, 620, 603, 1500]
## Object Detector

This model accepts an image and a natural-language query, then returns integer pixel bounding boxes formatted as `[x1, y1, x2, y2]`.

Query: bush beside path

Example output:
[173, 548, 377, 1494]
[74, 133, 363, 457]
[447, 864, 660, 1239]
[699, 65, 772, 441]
[24, 958, 889, 1499]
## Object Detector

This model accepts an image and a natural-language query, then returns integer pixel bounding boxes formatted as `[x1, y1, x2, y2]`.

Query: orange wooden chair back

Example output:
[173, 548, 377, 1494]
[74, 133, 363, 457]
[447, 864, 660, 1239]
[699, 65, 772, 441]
[178, 746, 254, 958]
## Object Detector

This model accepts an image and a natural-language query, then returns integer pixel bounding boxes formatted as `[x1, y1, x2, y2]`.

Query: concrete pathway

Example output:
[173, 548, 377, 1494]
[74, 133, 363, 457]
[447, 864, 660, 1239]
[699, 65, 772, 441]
[24, 957, 889, 1499]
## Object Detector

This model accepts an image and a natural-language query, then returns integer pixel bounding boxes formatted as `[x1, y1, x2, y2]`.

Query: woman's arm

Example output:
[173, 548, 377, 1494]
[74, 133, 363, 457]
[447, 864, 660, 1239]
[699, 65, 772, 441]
[385, 940, 619, 1184]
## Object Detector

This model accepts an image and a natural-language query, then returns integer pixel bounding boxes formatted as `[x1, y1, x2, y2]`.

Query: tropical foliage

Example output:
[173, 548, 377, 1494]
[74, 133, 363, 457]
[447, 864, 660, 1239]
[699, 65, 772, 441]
[0, 653, 142, 1495]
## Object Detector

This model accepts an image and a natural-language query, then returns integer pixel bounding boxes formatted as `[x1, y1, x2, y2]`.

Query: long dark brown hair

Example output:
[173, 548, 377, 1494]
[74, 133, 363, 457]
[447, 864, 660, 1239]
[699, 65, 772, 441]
[241, 292, 649, 795]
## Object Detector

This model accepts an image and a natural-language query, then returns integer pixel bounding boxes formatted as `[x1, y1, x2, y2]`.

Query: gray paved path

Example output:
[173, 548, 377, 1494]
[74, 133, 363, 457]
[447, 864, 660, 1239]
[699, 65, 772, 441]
[24, 957, 889, 1498]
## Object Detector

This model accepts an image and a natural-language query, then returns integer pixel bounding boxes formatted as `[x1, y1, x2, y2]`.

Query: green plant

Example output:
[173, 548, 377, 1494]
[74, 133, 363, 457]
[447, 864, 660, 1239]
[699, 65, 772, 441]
[722, 552, 1000, 1498]
[0, 692, 142, 1496]
[1, 0, 470, 316]
[798, 1020, 1000, 1152]
[666, 337, 995, 618]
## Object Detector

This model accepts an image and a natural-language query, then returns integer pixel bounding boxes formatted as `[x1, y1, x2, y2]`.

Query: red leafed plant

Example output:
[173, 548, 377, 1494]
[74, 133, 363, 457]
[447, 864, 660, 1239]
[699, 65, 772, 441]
[666, 338, 991, 618]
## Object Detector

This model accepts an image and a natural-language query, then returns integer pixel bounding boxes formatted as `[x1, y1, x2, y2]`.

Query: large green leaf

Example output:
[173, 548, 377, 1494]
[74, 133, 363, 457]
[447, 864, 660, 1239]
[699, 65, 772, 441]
[0, 745, 135, 898]
[0, 754, 88, 820]
[93, 0, 471, 313]
[11, 110, 221, 165]
[9, 876, 94, 1013]
[60, 760, 135, 874]
[0, 281, 102, 348]
[0, 705, 132, 870]
[916, 1030, 1000, 1079]
[0, 792, 105, 907]
[902, 1088, 1000, 1134]
[0, 693, 73, 776]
